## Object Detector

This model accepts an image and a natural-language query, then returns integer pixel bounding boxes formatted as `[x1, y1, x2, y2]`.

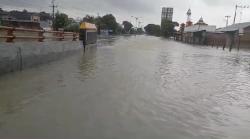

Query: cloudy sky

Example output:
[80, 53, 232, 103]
[1, 0, 250, 28]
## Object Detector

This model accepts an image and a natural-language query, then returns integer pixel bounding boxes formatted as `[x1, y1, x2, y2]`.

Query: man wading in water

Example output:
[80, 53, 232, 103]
[79, 22, 98, 53]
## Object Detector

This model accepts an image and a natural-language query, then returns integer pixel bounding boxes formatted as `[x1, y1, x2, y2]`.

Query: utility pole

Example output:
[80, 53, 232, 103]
[233, 4, 249, 24]
[50, 0, 58, 29]
[225, 16, 231, 27]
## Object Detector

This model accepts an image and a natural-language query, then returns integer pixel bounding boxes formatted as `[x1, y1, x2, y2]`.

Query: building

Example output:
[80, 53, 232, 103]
[216, 22, 250, 49]
[183, 17, 216, 44]
[194, 17, 208, 26]
[174, 9, 193, 41]
[161, 7, 173, 21]
[0, 9, 52, 30]
[31, 15, 40, 22]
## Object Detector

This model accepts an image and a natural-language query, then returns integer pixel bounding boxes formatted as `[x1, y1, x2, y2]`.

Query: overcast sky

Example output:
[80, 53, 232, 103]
[1, 0, 250, 28]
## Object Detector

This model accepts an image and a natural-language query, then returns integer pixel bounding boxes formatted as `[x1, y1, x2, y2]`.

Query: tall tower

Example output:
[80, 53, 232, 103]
[186, 9, 193, 27]
[187, 9, 191, 22]
[161, 7, 173, 21]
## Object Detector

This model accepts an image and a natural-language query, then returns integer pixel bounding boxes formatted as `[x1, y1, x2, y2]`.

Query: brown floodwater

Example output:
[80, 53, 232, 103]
[0, 35, 250, 139]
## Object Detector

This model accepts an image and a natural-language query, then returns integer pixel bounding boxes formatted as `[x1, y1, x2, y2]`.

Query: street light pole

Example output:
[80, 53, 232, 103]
[225, 16, 231, 27]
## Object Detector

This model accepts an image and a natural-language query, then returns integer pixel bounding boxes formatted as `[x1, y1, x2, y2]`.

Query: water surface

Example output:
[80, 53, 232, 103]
[0, 35, 250, 139]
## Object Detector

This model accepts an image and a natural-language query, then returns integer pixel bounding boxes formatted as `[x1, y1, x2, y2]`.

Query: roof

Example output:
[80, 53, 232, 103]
[80, 22, 97, 30]
[194, 17, 208, 26]
[1, 19, 40, 23]
[217, 22, 250, 32]
[184, 25, 216, 33]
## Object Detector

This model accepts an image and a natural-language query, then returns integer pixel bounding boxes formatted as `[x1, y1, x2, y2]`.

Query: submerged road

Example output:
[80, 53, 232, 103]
[0, 35, 250, 139]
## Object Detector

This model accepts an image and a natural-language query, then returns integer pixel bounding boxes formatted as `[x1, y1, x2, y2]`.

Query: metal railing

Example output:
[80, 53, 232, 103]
[0, 26, 78, 42]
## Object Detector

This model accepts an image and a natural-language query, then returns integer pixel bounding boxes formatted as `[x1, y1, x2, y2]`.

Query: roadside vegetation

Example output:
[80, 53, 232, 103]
[144, 19, 179, 38]
[54, 12, 143, 35]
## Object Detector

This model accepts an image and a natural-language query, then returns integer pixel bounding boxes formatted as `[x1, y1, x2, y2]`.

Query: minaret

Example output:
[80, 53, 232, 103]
[187, 9, 191, 21]
[186, 9, 193, 27]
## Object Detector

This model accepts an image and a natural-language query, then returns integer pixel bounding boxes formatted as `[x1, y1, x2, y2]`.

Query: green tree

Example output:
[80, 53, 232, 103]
[101, 14, 118, 34]
[116, 23, 123, 34]
[53, 12, 69, 30]
[144, 24, 161, 36]
[137, 28, 144, 34]
[64, 23, 79, 32]
[82, 15, 95, 23]
[180, 23, 185, 33]
[94, 16, 103, 34]
[161, 19, 179, 38]
[122, 21, 133, 33]
[39, 11, 52, 21]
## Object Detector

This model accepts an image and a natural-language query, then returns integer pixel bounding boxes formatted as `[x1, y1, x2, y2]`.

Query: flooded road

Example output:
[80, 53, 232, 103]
[0, 35, 250, 139]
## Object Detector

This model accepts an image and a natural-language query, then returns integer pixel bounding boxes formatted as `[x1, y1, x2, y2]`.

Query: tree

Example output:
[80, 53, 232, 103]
[161, 19, 177, 38]
[179, 23, 185, 33]
[122, 21, 133, 33]
[64, 23, 80, 32]
[53, 12, 69, 30]
[144, 24, 161, 36]
[172, 21, 179, 27]
[161, 20, 173, 37]
[101, 14, 118, 34]
[82, 15, 95, 23]
[39, 11, 52, 21]
[137, 28, 144, 34]
[116, 23, 123, 34]
[22, 9, 28, 13]
[94, 16, 103, 34]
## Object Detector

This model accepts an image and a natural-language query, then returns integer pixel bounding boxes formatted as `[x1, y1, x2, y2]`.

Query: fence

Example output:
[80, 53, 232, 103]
[0, 26, 79, 42]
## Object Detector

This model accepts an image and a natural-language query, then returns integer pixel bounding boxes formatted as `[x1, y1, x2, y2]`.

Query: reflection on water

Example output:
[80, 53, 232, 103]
[78, 47, 98, 80]
[0, 36, 250, 139]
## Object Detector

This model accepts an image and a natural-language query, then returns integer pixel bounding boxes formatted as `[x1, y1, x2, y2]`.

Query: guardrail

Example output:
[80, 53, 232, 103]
[0, 26, 79, 42]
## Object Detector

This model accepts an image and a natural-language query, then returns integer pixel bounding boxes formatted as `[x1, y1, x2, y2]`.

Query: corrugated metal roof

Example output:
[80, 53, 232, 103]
[184, 25, 216, 33]
[217, 22, 250, 32]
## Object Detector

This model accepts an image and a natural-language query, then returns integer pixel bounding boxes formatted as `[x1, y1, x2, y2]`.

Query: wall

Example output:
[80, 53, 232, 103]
[206, 32, 226, 46]
[0, 41, 83, 75]
[240, 27, 250, 48]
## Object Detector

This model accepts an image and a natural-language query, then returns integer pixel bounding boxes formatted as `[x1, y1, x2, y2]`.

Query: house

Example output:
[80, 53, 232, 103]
[183, 17, 216, 44]
[31, 15, 40, 22]
[216, 22, 250, 49]
[0, 9, 52, 30]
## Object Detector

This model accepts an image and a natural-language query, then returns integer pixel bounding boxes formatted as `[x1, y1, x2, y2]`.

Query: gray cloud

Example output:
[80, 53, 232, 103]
[1, 0, 250, 27]
[201, 0, 236, 6]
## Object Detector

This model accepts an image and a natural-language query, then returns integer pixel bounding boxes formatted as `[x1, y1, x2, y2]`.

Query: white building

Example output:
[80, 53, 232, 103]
[184, 17, 216, 33]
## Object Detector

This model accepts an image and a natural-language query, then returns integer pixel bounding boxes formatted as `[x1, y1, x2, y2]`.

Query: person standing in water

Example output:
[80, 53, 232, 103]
[79, 22, 98, 53]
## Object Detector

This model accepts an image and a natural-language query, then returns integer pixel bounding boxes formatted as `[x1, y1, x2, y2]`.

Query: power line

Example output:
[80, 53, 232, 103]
[233, 4, 249, 24]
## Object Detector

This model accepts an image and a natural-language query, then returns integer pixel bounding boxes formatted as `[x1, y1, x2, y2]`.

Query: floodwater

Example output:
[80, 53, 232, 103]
[0, 35, 250, 139]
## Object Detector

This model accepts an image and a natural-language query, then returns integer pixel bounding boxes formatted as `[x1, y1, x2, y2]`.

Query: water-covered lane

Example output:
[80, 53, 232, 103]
[0, 35, 250, 139]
